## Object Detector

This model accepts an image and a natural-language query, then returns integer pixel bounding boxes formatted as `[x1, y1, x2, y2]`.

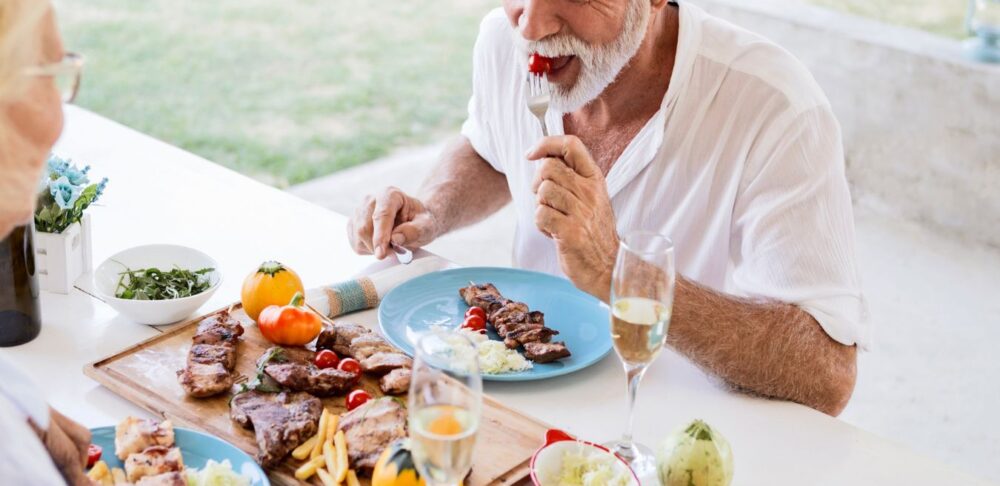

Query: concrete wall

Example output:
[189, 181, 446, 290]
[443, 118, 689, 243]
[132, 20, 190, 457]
[691, 0, 1000, 247]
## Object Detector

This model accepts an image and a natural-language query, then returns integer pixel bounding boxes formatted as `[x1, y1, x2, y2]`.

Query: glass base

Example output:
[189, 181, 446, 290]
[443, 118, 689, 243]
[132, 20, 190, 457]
[604, 439, 658, 481]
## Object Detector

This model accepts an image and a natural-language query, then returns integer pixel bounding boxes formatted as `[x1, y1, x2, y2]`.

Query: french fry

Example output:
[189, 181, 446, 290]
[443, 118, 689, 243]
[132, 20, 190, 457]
[327, 413, 339, 438]
[86, 460, 110, 481]
[111, 467, 128, 485]
[311, 408, 330, 459]
[316, 467, 338, 486]
[346, 469, 361, 486]
[323, 439, 338, 480]
[292, 433, 319, 460]
[294, 455, 326, 481]
[334, 429, 348, 483]
[101, 475, 114, 486]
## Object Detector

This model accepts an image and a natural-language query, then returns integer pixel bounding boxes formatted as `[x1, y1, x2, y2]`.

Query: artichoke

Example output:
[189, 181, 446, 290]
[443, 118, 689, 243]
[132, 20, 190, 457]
[656, 419, 734, 486]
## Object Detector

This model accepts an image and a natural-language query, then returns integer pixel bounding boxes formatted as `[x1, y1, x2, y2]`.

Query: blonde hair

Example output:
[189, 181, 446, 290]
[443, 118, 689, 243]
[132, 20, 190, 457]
[0, 0, 49, 104]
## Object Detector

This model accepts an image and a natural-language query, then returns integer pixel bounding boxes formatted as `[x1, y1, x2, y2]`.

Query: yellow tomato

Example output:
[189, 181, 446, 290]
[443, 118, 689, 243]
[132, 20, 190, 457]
[241, 261, 305, 321]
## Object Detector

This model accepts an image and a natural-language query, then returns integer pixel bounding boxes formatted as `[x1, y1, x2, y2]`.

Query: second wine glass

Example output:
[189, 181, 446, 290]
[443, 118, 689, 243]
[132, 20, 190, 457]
[408, 330, 483, 486]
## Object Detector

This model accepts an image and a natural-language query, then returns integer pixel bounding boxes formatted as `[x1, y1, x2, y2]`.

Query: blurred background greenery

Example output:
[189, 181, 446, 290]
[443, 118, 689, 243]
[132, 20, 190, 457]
[53, 0, 970, 187]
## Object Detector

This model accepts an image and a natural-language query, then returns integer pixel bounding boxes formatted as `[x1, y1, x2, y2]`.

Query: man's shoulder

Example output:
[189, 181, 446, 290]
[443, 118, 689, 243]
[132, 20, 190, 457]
[690, 5, 829, 113]
[474, 8, 516, 60]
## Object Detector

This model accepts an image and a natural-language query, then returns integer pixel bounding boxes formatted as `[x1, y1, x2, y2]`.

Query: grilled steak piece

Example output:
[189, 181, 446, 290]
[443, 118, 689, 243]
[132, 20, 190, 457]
[459, 283, 570, 362]
[316, 322, 370, 356]
[115, 417, 175, 460]
[379, 368, 411, 395]
[178, 311, 244, 398]
[362, 352, 413, 375]
[124, 445, 184, 482]
[260, 347, 359, 396]
[522, 341, 571, 363]
[340, 397, 407, 473]
[230, 390, 322, 468]
[135, 471, 187, 486]
[316, 322, 414, 379]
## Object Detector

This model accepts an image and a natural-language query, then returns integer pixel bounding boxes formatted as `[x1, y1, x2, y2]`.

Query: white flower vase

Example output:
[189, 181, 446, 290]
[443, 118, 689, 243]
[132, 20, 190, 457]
[34, 213, 93, 294]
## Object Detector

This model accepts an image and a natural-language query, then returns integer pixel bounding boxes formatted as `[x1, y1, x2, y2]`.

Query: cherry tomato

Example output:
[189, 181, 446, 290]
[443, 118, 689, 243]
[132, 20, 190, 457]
[462, 315, 486, 332]
[314, 349, 340, 369]
[528, 53, 553, 75]
[465, 307, 486, 320]
[346, 389, 371, 411]
[338, 358, 362, 377]
[87, 444, 102, 468]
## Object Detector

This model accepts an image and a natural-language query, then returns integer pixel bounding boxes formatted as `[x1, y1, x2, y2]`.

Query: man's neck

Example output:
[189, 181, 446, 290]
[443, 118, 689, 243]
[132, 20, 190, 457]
[569, 4, 679, 130]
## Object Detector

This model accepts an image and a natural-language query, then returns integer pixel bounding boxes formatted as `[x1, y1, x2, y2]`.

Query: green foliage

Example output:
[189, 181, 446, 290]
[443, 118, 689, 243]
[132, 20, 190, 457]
[113, 265, 215, 300]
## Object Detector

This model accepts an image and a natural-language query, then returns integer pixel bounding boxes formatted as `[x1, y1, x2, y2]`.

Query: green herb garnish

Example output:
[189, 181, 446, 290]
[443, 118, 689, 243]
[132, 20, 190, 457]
[237, 347, 287, 394]
[114, 263, 214, 300]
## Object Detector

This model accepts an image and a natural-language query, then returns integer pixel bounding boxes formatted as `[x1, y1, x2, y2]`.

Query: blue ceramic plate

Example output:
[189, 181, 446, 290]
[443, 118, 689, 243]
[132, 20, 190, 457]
[89, 426, 269, 485]
[379, 267, 612, 381]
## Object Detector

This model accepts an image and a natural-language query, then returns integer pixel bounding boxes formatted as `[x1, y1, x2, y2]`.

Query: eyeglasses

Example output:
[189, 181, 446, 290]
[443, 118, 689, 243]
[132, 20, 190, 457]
[22, 52, 85, 103]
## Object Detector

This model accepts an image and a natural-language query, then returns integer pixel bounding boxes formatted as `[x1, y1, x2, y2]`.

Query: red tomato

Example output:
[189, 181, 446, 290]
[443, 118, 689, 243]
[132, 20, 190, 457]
[346, 389, 371, 411]
[314, 349, 340, 369]
[87, 444, 102, 468]
[338, 358, 362, 377]
[465, 307, 486, 320]
[528, 53, 553, 74]
[462, 315, 486, 332]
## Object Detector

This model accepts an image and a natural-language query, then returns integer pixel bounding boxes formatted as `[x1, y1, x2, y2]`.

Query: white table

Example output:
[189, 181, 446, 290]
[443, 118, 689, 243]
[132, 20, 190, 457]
[1, 106, 989, 486]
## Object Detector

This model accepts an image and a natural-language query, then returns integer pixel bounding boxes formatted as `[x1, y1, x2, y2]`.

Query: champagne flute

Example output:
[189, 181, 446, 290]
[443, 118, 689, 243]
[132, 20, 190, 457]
[605, 231, 675, 477]
[409, 330, 482, 486]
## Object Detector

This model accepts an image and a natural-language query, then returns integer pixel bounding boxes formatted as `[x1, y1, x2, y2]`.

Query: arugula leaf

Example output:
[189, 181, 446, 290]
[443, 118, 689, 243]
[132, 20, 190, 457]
[113, 263, 215, 300]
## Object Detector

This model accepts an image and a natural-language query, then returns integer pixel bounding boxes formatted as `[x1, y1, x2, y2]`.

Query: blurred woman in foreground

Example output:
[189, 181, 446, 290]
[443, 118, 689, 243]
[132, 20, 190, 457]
[0, 1, 92, 484]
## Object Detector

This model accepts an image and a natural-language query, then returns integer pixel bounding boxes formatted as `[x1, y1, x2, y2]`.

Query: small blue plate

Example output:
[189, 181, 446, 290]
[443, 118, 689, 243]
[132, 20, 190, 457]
[379, 267, 612, 381]
[89, 425, 269, 485]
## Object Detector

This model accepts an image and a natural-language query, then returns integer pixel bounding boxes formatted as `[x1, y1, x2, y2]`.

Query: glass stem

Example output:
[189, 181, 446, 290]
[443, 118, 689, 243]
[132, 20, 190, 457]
[621, 364, 647, 446]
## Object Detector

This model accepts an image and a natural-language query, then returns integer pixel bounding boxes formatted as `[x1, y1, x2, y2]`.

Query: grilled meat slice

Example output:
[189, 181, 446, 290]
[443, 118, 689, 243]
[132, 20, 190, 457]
[361, 352, 413, 375]
[316, 322, 413, 378]
[124, 446, 184, 482]
[316, 322, 371, 356]
[340, 397, 407, 473]
[191, 311, 244, 345]
[259, 346, 359, 396]
[230, 390, 322, 468]
[177, 361, 236, 398]
[114, 417, 175, 461]
[187, 343, 236, 369]
[505, 326, 558, 346]
[178, 311, 243, 398]
[522, 341, 571, 363]
[379, 368, 411, 395]
[136, 472, 187, 486]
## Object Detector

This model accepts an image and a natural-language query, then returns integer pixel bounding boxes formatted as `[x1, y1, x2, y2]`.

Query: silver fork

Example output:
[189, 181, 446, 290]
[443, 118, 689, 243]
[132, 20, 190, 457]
[526, 72, 551, 137]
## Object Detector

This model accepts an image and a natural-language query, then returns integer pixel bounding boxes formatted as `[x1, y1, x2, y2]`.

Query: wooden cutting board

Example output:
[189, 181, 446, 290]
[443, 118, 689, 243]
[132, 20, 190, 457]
[84, 304, 546, 486]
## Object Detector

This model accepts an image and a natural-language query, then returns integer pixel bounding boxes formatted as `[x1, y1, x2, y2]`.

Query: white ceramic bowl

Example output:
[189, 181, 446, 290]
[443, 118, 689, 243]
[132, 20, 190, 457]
[531, 430, 640, 486]
[94, 244, 222, 325]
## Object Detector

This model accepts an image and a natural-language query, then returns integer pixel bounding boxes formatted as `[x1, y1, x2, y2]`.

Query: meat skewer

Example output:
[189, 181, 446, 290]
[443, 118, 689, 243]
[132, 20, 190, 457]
[315, 321, 413, 395]
[176, 310, 244, 397]
[459, 282, 571, 363]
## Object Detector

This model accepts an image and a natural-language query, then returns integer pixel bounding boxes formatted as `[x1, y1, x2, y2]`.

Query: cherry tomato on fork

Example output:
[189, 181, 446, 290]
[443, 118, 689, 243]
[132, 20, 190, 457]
[87, 444, 102, 468]
[338, 358, 362, 377]
[528, 53, 553, 75]
[314, 349, 340, 369]
[346, 389, 371, 411]
[465, 307, 486, 320]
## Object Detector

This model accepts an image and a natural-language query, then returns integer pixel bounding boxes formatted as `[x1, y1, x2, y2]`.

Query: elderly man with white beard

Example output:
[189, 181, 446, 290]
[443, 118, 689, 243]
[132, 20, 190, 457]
[348, 0, 867, 416]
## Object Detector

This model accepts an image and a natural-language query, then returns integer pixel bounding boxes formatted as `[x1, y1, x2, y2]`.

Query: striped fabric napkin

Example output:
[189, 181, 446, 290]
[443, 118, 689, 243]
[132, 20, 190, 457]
[305, 254, 453, 318]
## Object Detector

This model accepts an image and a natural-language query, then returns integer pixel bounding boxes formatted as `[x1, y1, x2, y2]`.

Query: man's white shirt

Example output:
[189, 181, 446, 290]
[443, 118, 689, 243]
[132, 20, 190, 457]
[461, 3, 869, 348]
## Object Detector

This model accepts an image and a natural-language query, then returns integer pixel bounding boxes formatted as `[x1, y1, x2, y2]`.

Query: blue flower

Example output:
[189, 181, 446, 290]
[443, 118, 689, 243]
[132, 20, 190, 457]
[47, 155, 70, 177]
[49, 176, 82, 210]
[63, 164, 91, 186]
[95, 177, 109, 198]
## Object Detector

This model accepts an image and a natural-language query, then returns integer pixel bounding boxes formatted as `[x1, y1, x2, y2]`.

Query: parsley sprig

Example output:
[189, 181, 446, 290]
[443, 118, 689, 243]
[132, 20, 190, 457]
[114, 263, 214, 300]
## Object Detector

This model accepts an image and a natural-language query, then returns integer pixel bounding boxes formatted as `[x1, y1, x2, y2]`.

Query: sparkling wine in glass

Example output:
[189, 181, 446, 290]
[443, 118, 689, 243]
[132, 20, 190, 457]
[409, 330, 482, 486]
[605, 231, 675, 478]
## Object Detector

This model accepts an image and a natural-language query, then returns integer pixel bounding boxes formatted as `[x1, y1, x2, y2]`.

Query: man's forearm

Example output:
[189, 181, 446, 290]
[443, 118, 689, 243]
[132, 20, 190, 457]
[419, 136, 511, 237]
[668, 276, 857, 415]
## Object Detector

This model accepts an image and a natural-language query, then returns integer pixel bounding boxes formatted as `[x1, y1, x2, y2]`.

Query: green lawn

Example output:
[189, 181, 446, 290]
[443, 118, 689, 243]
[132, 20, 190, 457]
[54, 0, 495, 187]
[54, 0, 969, 187]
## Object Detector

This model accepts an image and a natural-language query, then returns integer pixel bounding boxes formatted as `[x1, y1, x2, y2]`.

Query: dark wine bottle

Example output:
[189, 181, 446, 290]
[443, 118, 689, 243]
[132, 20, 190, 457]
[0, 224, 41, 347]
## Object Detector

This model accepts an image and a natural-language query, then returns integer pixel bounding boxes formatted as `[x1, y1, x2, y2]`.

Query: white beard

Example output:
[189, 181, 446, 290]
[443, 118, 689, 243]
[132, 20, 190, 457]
[512, 0, 651, 113]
